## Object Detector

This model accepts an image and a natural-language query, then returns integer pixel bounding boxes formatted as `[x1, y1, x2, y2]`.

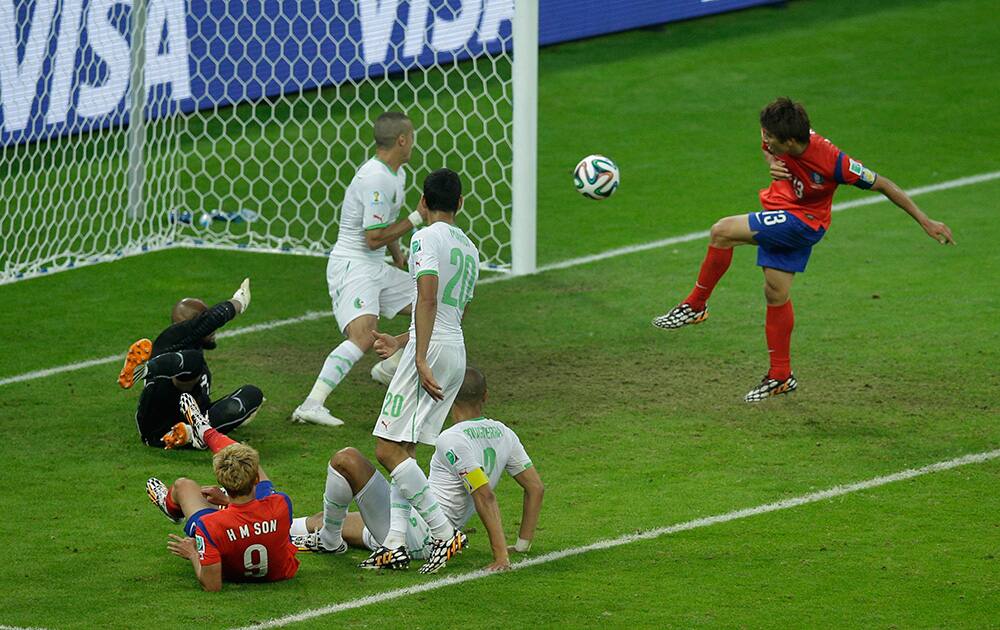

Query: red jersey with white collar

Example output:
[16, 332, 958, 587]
[759, 131, 878, 230]
[192, 481, 299, 583]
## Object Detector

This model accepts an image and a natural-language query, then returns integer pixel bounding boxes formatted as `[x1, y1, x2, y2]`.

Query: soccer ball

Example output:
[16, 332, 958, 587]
[573, 154, 620, 200]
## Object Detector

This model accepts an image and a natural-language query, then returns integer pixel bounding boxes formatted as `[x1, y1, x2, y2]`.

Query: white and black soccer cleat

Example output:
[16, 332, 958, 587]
[744, 373, 797, 403]
[652, 303, 709, 330]
[359, 545, 411, 570]
[177, 393, 210, 450]
[418, 529, 468, 575]
[146, 477, 182, 524]
[291, 531, 347, 554]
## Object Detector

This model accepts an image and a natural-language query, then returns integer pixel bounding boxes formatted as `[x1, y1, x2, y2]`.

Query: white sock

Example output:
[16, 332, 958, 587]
[391, 458, 454, 541]
[319, 465, 351, 548]
[375, 351, 402, 376]
[381, 479, 410, 549]
[305, 340, 364, 406]
[290, 516, 310, 537]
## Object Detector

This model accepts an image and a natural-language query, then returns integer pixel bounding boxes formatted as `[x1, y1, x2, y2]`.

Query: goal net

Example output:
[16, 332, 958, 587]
[1, 0, 526, 284]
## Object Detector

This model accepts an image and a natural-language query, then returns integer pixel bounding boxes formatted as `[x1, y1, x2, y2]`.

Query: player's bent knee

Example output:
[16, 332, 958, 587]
[239, 384, 264, 408]
[330, 446, 363, 470]
[172, 477, 198, 494]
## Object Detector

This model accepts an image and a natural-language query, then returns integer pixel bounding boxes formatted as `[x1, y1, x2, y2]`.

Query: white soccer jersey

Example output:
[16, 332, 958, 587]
[330, 157, 406, 262]
[408, 221, 479, 344]
[429, 418, 534, 529]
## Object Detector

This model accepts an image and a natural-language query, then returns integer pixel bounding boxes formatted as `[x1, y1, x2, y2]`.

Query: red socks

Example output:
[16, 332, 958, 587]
[204, 428, 237, 454]
[685, 246, 734, 310]
[164, 485, 183, 518]
[766, 300, 794, 381]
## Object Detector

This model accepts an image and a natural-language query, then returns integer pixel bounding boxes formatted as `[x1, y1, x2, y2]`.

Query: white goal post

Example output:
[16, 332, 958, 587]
[0, 0, 538, 284]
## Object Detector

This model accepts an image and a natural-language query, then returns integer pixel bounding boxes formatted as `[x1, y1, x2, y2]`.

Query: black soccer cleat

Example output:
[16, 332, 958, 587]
[652, 303, 708, 330]
[744, 373, 797, 403]
[418, 529, 468, 575]
[359, 545, 411, 570]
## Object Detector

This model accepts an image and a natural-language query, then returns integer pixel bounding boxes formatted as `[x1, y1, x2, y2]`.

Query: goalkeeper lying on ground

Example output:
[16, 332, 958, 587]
[118, 278, 263, 449]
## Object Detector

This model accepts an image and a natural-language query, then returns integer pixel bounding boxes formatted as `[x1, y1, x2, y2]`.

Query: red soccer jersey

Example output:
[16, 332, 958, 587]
[759, 130, 878, 230]
[192, 481, 299, 583]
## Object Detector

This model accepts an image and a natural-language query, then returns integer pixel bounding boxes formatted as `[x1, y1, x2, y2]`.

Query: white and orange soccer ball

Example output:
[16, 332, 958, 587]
[573, 154, 620, 200]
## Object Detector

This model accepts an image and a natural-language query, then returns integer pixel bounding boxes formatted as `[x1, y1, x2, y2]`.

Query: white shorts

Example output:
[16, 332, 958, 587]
[355, 470, 432, 559]
[327, 256, 413, 333]
[372, 339, 466, 446]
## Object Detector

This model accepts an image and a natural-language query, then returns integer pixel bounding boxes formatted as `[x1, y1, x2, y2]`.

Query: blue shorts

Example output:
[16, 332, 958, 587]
[748, 210, 826, 273]
[184, 508, 217, 538]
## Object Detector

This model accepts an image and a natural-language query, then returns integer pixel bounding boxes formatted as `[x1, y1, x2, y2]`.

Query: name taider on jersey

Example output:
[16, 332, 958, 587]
[429, 418, 533, 528]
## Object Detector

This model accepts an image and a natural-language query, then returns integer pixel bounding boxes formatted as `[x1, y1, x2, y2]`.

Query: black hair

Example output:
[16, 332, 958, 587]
[423, 168, 462, 213]
[760, 97, 811, 144]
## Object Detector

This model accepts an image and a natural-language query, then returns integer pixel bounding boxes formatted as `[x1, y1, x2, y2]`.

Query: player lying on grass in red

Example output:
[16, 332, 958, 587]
[145, 394, 298, 591]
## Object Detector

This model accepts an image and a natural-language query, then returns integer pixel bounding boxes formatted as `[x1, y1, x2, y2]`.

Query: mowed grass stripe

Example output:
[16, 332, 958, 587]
[236, 448, 1000, 629]
[1, 169, 996, 389]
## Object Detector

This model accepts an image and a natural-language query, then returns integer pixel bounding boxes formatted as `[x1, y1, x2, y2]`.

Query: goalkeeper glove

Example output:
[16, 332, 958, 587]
[231, 277, 251, 313]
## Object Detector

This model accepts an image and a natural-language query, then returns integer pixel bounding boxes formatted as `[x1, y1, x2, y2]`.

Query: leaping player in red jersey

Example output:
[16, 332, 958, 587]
[653, 97, 954, 402]
[145, 394, 299, 590]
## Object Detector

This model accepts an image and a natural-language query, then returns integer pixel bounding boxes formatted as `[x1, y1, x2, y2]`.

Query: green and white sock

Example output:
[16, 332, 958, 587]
[382, 479, 411, 549]
[391, 458, 454, 541]
[319, 465, 351, 549]
[305, 340, 363, 406]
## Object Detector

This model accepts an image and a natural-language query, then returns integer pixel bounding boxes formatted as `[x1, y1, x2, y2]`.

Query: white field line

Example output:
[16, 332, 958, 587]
[1, 169, 998, 389]
[236, 447, 1000, 629]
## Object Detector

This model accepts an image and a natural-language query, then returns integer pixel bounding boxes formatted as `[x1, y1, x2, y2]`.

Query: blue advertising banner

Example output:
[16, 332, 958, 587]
[1, 0, 779, 147]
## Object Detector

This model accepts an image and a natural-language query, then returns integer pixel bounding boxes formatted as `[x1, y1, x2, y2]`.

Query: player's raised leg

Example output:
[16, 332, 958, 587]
[653, 214, 756, 329]
[292, 315, 376, 426]
[745, 267, 798, 402]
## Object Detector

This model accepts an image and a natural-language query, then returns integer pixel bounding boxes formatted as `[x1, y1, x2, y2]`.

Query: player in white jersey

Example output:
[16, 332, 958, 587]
[358, 168, 481, 573]
[292, 112, 426, 427]
[289, 367, 545, 574]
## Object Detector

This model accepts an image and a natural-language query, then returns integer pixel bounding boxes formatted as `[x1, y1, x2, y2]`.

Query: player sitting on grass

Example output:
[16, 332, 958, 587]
[653, 97, 955, 402]
[146, 394, 299, 591]
[118, 278, 263, 448]
[291, 366, 544, 574]
[291, 111, 425, 427]
[362, 167, 481, 574]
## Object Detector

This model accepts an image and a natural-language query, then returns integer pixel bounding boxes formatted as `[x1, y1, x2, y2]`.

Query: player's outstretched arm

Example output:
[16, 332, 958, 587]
[470, 483, 511, 571]
[161, 278, 252, 353]
[414, 274, 443, 400]
[509, 467, 544, 554]
[871, 176, 955, 244]
[167, 534, 222, 592]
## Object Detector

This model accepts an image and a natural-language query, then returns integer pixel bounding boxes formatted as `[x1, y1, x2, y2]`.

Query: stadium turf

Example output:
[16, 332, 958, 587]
[1, 0, 998, 627]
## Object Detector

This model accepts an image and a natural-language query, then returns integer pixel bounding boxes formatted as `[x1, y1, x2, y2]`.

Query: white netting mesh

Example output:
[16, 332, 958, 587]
[1, 1, 514, 284]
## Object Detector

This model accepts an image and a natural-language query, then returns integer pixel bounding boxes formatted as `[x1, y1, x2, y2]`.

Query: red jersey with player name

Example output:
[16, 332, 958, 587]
[192, 481, 299, 583]
[759, 130, 878, 230]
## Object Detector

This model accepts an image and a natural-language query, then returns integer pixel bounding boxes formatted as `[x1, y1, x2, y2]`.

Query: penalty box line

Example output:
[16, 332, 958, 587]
[235, 447, 1000, 629]
[1, 169, 998, 389]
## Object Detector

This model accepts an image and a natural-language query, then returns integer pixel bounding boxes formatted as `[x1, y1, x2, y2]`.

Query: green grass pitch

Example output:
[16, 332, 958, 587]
[1, 0, 999, 627]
